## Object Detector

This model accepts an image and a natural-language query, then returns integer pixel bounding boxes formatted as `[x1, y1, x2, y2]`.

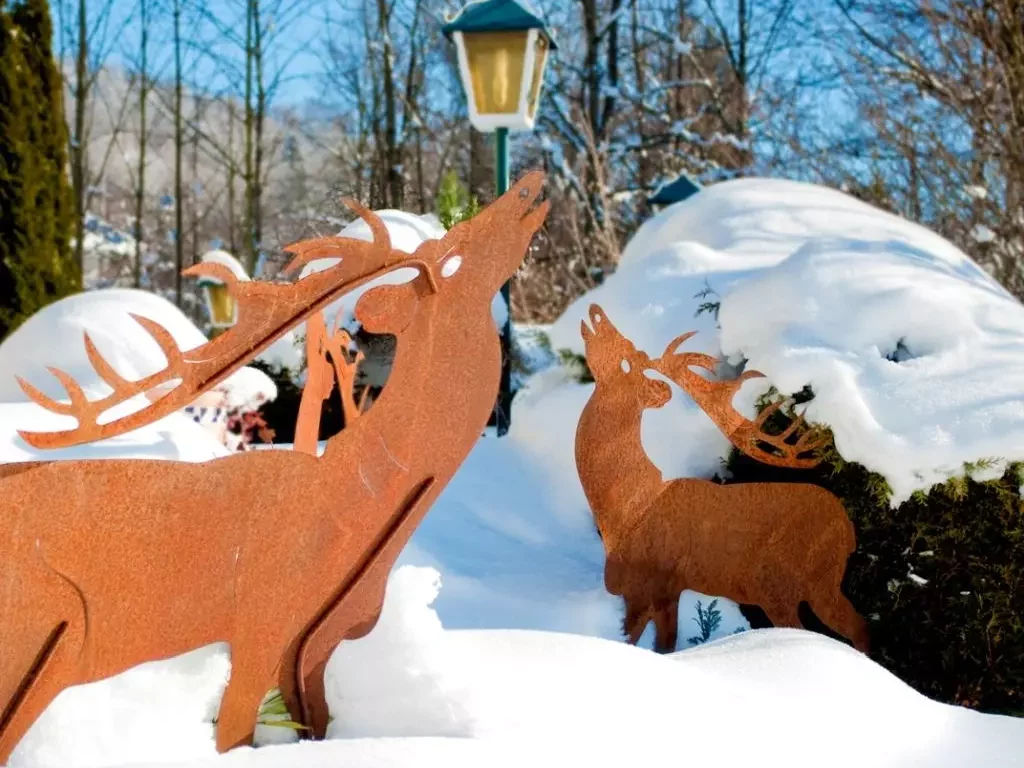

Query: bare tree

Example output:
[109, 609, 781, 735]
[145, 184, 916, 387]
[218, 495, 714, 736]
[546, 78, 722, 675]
[133, 0, 150, 287]
[173, 0, 184, 304]
[795, 0, 1024, 297]
[53, 0, 126, 277]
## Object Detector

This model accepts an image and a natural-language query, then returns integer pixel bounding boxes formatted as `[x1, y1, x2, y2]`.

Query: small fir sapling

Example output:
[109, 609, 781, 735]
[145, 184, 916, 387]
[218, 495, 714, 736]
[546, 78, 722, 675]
[687, 599, 724, 646]
[436, 170, 481, 230]
[685, 599, 746, 646]
[693, 280, 721, 321]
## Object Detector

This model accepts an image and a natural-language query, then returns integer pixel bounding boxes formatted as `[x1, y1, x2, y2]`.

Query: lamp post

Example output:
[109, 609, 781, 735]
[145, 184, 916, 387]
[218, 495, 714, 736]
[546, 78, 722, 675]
[197, 249, 250, 338]
[443, 0, 555, 437]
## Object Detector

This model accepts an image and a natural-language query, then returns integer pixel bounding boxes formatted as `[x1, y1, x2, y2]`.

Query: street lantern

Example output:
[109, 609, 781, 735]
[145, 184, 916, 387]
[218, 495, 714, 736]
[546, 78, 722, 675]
[443, 0, 555, 437]
[444, 0, 555, 134]
[197, 250, 250, 336]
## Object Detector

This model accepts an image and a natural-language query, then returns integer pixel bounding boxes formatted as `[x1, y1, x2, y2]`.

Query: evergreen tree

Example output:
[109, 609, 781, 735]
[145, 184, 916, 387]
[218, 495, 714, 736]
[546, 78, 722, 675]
[0, 0, 78, 341]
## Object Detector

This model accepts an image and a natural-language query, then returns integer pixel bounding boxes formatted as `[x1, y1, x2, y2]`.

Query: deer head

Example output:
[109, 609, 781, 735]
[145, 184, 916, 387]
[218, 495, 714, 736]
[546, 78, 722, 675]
[352, 171, 549, 337]
[581, 304, 671, 409]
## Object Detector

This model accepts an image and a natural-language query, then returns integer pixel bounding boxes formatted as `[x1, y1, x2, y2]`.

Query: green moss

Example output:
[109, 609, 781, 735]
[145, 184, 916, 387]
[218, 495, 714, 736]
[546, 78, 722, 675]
[724, 393, 1024, 714]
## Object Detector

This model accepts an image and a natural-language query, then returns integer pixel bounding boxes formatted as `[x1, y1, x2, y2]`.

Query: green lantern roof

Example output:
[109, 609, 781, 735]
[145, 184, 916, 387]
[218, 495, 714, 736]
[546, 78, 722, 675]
[442, 0, 557, 49]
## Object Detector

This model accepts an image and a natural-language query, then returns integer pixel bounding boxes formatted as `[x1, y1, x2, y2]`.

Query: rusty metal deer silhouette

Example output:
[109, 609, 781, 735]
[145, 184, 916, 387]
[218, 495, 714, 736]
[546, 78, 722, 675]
[0, 171, 549, 761]
[574, 304, 868, 655]
[294, 311, 368, 455]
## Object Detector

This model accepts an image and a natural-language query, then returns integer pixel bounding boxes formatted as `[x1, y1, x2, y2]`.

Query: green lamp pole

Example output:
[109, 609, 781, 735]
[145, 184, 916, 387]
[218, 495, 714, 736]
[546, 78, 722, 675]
[443, 0, 555, 437]
[495, 125, 512, 432]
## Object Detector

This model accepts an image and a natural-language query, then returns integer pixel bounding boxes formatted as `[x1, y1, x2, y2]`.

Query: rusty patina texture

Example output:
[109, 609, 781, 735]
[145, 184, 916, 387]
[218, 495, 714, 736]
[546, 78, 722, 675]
[0, 171, 549, 760]
[574, 304, 869, 655]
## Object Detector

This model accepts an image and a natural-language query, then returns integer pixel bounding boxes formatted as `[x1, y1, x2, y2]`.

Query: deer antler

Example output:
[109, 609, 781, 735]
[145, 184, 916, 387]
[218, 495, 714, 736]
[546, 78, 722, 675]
[17, 202, 429, 450]
[654, 332, 829, 469]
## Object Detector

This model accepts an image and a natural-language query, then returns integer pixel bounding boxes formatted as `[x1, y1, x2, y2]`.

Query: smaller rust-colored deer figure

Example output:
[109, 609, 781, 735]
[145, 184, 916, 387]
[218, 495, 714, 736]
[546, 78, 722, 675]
[574, 304, 869, 654]
[294, 311, 369, 455]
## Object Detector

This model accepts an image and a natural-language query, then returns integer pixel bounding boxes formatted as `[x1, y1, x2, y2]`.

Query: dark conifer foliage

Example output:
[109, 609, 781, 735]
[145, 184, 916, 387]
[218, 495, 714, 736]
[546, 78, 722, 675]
[0, 0, 79, 341]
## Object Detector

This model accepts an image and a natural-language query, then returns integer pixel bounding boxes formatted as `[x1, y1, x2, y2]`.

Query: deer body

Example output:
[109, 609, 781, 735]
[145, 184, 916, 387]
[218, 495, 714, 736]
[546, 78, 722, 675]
[0, 173, 548, 761]
[575, 305, 868, 655]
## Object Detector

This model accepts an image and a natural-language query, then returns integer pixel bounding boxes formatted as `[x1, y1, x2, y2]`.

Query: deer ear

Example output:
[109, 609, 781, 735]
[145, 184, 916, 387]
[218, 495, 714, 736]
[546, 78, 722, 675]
[355, 284, 418, 335]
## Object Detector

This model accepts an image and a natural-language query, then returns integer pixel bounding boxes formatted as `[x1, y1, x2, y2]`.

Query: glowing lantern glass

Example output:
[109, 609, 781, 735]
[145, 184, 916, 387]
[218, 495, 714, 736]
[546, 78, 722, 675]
[200, 279, 237, 330]
[445, 1, 555, 133]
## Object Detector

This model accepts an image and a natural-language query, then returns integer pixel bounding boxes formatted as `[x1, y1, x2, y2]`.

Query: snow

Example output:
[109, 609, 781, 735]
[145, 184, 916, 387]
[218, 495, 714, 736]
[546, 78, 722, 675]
[323, 567, 475, 740]
[219, 366, 277, 412]
[10, 568, 1024, 767]
[0, 289, 272, 407]
[255, 331, 303, 377]
[0, 400, 230, 465]
[972, 224, 996, 243]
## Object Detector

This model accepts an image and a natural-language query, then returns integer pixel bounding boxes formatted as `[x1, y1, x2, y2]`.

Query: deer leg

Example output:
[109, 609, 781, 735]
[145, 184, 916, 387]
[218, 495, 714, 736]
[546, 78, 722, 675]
[653, 598, 680, 653]
[623, 600, 652, 646]
[0, 620, 84, 764]
[276, 637, 304, 735]
[807, 593, 870, 654]
[215, 647, 278, 753]
[297, 608, 382, 741]
[296, 478, 437, 740]
[762, 601, 803, 631]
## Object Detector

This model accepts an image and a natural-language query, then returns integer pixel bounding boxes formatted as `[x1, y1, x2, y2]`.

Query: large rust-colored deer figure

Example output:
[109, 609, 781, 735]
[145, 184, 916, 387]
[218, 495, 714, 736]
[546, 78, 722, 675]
[574, 304, 868, 655]
[0, 171, 549, 762]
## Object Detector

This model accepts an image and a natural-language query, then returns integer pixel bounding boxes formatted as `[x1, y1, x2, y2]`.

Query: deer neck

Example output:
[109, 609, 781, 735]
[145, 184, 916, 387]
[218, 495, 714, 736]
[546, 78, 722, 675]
[575, 385, 665, 544]
[323, 298, 499, 480]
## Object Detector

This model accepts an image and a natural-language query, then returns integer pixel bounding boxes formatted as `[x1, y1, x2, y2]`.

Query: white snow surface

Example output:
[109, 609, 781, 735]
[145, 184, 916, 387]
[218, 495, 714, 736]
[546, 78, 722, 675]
[10, 568, 1024, 767]
[550, 177, 1024, 504]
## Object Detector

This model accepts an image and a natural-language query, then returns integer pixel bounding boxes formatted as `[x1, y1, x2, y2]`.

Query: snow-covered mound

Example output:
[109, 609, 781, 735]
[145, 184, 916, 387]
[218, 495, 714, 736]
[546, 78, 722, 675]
[0, 289, 275, 406]
[551, 177, 1024, 503]
[12, 568, 1023, 768]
